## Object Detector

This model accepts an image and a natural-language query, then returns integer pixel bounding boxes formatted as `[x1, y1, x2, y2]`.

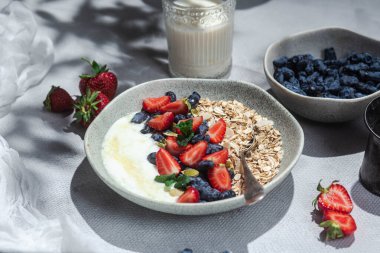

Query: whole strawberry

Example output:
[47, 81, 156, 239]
[43, 86, 74, 112]
[79, 58, 118, 100]
[74, 89, 110, 128]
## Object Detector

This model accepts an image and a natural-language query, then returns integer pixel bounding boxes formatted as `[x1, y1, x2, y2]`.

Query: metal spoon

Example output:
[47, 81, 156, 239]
[239, 133, 265, 205]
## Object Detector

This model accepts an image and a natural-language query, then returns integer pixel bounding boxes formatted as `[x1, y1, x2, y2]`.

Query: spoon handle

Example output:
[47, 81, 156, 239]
[241, 154, 265, 205]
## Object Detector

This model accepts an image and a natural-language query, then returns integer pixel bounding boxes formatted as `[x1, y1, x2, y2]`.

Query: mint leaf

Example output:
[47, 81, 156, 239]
[154, 174, 191, 190]
[154, 174, 176, 183]
[175, 119, 194, 147]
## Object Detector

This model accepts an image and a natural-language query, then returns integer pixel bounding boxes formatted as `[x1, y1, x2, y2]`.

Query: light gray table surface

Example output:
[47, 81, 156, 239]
[1, 0, 380, 252]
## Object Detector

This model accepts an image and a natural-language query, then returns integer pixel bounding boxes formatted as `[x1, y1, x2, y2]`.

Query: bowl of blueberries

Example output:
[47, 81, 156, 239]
[264, 27, 380, 122]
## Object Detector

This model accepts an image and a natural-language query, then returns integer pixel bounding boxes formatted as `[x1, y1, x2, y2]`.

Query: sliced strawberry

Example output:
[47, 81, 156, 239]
[208, 164, 232, 192]
[202, 149, 228, 165]
[142, 96, 170, 113]
[177, 187, 200, 203]
[179, 141, 208, 167]
[177, 116, 203, 134]
[160, 99, 189, 115]
[148, 112, 174, 131]
[207, 118, 226, 144]
[313, 180, 353, 214]
[320, 210, 357, 240]
[156, 148, 181, 175]
[165, 136, 192, 156]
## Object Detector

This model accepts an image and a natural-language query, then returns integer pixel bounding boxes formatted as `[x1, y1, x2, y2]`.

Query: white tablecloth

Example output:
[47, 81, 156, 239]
[1, 0, 380, 252]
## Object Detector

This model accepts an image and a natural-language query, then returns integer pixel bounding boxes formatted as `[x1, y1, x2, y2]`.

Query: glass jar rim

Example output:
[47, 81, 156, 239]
[164, 0, 235, 11]
[365, 96, 380, 140]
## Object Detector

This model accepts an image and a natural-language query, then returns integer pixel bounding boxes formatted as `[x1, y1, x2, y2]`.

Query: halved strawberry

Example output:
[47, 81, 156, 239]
[148, 112, 174, 131]
[160, 99, 189, 115]
[165, 136, 192, 156]
[208, 164, 232, 192]
[156, 148, 181, 175]
[179, 141, 207, 167]
[142, 96, 170, 113]
[177, 187, 200, 203]
[207, 118, 226, 144]
[313, 180, 353, 214]
[177, 116, 203, 134]
[320, 210, 357, 240]
[202, 149, 228, 165]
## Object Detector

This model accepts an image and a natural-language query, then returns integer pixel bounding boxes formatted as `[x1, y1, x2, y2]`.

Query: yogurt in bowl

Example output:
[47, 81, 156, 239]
[101, 113, 178, 203]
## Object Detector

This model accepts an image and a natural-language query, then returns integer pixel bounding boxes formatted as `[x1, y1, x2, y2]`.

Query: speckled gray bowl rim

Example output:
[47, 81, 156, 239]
[264, 27, 380, 103]
[84, 78, 304, 215]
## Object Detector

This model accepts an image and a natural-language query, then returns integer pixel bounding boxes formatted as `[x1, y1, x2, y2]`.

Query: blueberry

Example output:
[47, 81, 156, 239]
[274, 71, 284, 83]
[320, 92, 339, 99]
[340, 75, 359, 86]
[140, 124, 153, 134]
[190, 134, 205, 144]
[273, 56, 288, 68]
[298, 71, 307, 78]
[174, 114, 187, 123]
[360, 71, 380, 83]
[307, 72, 320, 82]
[131, 111, 149, 124]
[219, 190, 236, 200]
[324, 60, 341, 68]
[165, 91, 176, 102]
[370, 62, 380, 71]
[305, 62, 314, 74]
[308, 83, 325, 96]
[313, 59, 327, 73]
[203, 134, 211, 142]
[151, 133, 165, 142]
[197, 160, 214, 172]
[298, 75, 307, 85]
[147, 152, 156, 165]
[325, 68, 339, 77]
[277, 67, 294, 79]
[180, 249, 193, 253]
[325, 79, 341, 93]
[206, 144, 224, 155]
[284, 82, 306, 95]
[343, 63, 369, 74]
[197, 122, 209, 135]
[324, 47, 337, 61]
[190, 177, 221, 201]
[228, 169, 235, 179]
[289, 77, 300, 86]
[339, 86, 356, 99]
[188, 91, 201, 107]
[355, 92, 366, 98]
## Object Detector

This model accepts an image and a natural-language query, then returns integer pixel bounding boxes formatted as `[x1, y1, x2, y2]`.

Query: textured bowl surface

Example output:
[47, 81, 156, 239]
[84, 78, 304, 215]
[264, 27, 380, 123]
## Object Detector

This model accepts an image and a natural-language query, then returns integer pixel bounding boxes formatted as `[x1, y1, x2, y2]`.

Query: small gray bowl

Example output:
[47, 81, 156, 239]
[84, 78, 304, 215]
[264, 27, 380, 123]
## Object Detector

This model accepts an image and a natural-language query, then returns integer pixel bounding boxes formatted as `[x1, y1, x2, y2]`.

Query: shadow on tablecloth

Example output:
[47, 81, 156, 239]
[71, 158, 294, 253]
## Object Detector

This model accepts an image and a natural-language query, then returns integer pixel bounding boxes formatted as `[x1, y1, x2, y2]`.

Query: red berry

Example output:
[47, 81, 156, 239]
[165, 136, 192, 157]
[177, 187, 200, 203]
[160, 99, 189, 115]
[176, 116, 203, 134]
[79, 59, 118, 99]
[179, 141, 208, 167]
[207, 118, 226, 144]
[147, 112, 174, 131]
[43, 86, 74, 113]
[320, 210, 357, 240]
[74, 89, 109, 128]
[313, 180, 353, 214]
[202, 149, 229, 165]
[156, 148, 181, 175]
[142, 96, 171, 113]
[208, 164, 232, 192]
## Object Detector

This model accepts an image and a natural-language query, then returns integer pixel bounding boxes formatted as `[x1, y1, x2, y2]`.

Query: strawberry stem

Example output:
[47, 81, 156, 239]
[79, 58, 109, 79]
[320, 220, 344, 240]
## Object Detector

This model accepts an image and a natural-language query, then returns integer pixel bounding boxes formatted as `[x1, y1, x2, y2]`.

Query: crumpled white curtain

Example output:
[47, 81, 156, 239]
[0, 1, 54, 118]
[0, 2, 134, 253]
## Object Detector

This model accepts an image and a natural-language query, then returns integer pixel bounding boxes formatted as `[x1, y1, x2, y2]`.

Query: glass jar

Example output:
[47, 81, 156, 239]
[162, 0, 236, 79]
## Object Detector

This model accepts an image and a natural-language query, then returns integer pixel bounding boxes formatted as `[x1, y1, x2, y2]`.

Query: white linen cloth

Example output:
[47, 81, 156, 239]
[0, 2, 132, 252]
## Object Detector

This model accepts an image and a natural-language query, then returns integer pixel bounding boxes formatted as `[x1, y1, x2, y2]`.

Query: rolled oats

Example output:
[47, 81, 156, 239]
[198, 98, 283, 196]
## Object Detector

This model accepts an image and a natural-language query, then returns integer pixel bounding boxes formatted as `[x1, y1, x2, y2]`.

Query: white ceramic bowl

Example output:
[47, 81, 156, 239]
[264, 27, 380, 123]
[84, 78, 304, 215]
